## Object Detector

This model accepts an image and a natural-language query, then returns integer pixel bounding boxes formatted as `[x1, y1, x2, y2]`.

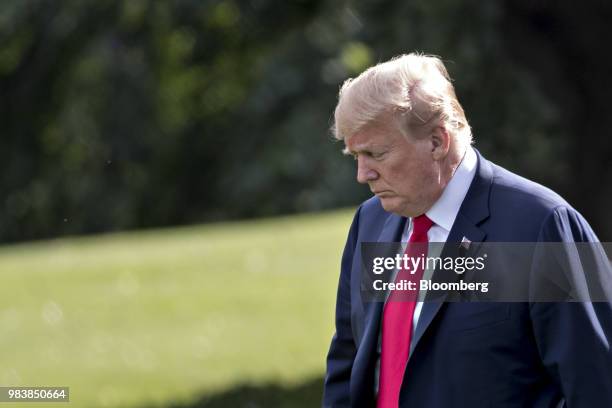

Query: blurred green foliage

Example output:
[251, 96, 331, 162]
[1, 0, 611, 242]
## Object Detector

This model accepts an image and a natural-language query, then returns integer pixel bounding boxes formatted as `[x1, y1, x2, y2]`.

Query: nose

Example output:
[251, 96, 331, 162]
[356, 156, 379, 184]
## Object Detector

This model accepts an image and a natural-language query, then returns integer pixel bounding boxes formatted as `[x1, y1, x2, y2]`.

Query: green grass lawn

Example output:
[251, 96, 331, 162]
[0, 209, 355, 408]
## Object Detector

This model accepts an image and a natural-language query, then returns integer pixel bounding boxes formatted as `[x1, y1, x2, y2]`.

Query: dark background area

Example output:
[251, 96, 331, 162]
[1, 0, 611, 243]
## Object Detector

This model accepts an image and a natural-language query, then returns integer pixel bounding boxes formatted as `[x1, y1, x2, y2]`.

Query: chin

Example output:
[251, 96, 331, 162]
[379, 197, 402, 215]
[379, 197, 418, 217]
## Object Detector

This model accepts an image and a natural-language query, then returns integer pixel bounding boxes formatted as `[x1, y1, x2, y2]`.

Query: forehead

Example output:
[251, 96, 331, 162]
[345, 124, 402, 152]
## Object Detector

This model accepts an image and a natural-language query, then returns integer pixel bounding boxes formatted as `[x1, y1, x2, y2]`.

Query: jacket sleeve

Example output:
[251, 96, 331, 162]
[323, 206, 361, 407]
[530, 206, 612, 407]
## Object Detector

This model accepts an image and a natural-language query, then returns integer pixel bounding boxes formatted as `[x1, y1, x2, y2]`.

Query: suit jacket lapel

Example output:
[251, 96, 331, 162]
[410, 150, 493, 355]
[360, 211, 406, 345]
[350, 212, 406, 404]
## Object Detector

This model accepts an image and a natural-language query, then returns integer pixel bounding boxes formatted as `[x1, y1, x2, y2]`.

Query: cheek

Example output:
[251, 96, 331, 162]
[385, 165, 407, 187]
[390, 162, 423, 187]
[393, 162, 434, 196]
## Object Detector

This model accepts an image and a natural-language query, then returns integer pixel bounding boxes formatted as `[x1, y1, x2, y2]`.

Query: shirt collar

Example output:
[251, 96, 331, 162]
[424, 146, 477, 232]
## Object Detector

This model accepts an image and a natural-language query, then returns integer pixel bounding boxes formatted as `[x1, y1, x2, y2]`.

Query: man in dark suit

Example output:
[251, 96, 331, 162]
[323, 53, 612, 407]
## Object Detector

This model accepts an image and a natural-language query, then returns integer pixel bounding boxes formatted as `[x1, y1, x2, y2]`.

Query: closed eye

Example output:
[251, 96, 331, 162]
[366, 150, 389, 161]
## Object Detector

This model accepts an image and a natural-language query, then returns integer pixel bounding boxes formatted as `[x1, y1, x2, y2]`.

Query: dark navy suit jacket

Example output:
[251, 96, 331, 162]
[323, 151, 612, 407]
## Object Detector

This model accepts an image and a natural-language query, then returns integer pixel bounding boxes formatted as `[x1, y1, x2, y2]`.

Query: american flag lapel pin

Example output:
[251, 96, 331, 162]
[460, 236, 471, 250]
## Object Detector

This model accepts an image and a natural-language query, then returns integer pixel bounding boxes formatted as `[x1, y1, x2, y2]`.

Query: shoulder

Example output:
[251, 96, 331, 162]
[483, 158, 597, 241]
[359, 195, 386, 218]
[488, 161, 569, 213]
[349, 196, 391, 239]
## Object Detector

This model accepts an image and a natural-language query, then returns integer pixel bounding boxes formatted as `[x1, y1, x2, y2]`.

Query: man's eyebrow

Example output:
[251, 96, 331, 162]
[342, 146, 354, 156]
[343, 143, 371, 156]
[342, 143, 387, 156]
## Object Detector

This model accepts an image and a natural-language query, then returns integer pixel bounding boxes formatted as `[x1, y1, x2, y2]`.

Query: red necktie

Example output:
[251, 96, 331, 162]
[377, 214, 433, 408]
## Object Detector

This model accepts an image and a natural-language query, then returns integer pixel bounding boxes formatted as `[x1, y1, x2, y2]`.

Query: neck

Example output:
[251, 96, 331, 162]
[441, 144, 466, 185]
[416, 145, 466, 216]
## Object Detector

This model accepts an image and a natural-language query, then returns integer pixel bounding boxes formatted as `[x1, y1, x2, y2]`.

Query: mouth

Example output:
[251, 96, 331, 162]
[372, 190, 392, 197]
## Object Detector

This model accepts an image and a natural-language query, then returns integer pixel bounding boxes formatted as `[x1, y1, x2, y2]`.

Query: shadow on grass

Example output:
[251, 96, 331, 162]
[160, 376, 323, 408]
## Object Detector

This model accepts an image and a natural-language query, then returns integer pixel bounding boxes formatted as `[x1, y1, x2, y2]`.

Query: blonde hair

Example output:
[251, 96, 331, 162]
[332, 53, 472, 148]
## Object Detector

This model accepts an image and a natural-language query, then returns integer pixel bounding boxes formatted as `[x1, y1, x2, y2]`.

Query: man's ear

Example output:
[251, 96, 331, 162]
[431, 126, 450, 160]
